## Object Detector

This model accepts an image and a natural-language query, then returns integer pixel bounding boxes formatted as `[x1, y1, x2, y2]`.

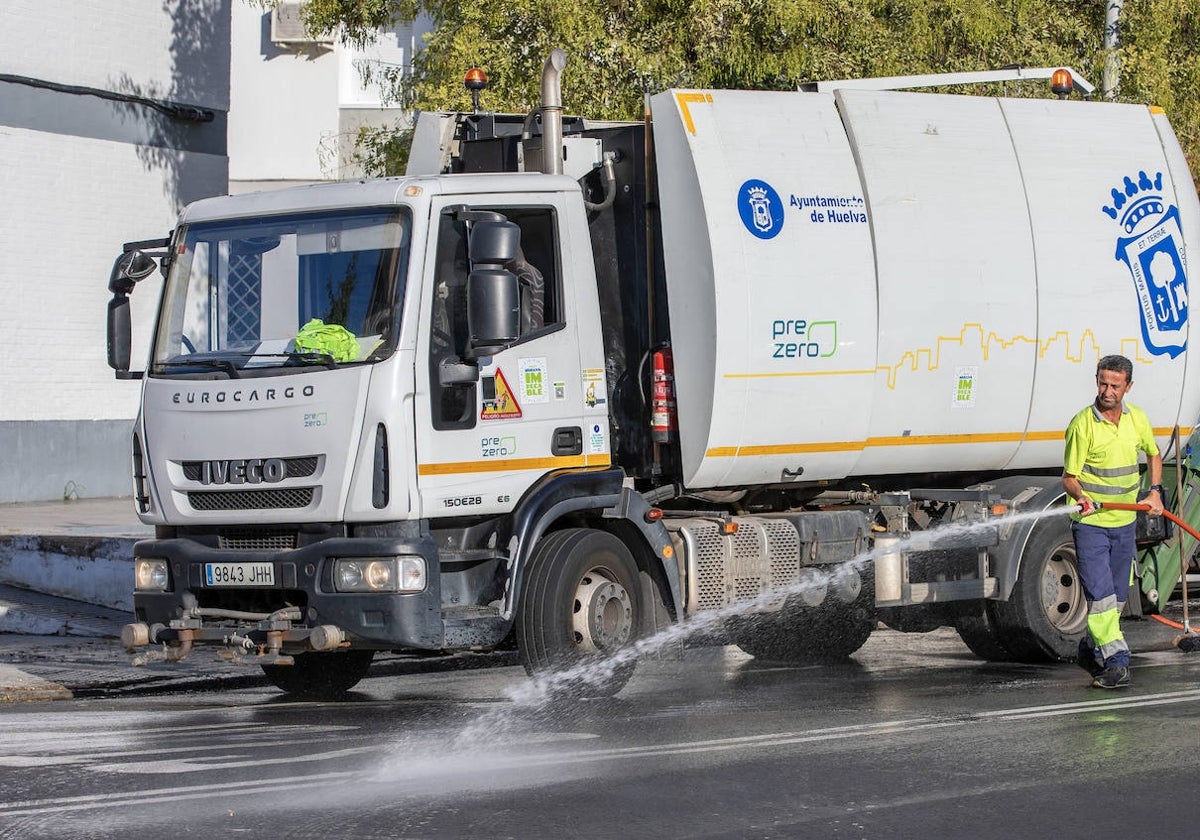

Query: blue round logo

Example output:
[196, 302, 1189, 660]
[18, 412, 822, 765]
[737, 179, 784, 240]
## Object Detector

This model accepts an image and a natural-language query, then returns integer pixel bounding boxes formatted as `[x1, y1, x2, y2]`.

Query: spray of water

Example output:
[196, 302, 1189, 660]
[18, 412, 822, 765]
[507, 505, 1076, 706]
[372, 504, 1078, 782]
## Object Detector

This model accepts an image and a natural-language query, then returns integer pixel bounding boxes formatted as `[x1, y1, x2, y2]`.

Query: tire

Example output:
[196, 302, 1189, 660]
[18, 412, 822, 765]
[989, 515, 1087, 662]
[261, 650, 375, 699]
[732, 576, 875, 664]
[953, 603, 1015, 662]
[516, 528, 642, 697]
[879, 606, 946, 634]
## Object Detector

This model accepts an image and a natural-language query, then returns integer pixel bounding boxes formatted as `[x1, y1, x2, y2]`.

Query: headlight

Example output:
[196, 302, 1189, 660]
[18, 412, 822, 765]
[135, 558, 170, 591]
[333, 557, 426, 593]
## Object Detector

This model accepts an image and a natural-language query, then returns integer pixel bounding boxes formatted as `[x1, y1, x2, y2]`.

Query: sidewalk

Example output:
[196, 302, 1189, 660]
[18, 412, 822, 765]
[0, 496, 151, 612]
[0, 496, 163, 701]
[0, 496, 152, 539]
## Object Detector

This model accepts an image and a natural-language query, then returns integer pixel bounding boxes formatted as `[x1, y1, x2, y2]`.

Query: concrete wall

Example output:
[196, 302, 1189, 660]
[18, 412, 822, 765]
[0, 0, 231, 503]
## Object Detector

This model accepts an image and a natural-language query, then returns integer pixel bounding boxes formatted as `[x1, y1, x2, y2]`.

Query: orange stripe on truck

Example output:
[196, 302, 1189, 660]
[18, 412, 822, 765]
[705, 428, 1192, 458]
[417, 454, 610, 476]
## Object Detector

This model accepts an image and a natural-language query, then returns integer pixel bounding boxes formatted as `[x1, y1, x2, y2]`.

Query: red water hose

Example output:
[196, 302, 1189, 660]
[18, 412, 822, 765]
[1097, 501, 1200, 542]
[1094, 501, 1194, 633]
[1151, 613, 1189, 631]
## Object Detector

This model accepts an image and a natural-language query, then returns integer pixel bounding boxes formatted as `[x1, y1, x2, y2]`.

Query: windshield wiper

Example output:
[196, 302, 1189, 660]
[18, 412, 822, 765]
[155, 358, 241, 378]
[157, 351, 340, 376]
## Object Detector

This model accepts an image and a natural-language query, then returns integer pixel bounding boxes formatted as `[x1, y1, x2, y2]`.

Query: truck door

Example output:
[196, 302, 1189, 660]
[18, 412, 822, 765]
[414, 197, 606, 516]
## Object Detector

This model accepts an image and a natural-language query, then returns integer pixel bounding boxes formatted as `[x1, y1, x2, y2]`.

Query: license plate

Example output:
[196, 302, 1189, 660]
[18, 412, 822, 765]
[204, 562, 275, 587]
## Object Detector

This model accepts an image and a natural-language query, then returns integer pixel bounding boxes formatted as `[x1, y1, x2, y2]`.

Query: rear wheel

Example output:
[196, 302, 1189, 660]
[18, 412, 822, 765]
[990, 516, 1086, 661]
[953, 603, 1015, 661]
[260, 650, 375, 699]
[516, 529, 642, 696]
[732, 569, 875, 664]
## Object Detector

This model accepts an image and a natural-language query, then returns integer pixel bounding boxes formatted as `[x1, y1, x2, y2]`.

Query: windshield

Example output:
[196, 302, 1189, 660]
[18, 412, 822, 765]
[152, 208, 410, 375]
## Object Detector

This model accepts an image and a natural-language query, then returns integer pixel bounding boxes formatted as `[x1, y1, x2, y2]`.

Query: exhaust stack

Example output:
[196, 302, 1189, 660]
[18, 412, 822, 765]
[539, 49, 567, 175]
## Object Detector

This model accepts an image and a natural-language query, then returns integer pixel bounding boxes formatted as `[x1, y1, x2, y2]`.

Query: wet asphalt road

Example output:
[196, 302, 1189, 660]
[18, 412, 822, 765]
[2, 626, 1200, 840]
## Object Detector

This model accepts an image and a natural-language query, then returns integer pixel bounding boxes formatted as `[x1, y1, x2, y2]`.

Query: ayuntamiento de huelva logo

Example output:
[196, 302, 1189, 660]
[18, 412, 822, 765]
[1104, 170, 1189, 358]
[738, 179, 784, 240]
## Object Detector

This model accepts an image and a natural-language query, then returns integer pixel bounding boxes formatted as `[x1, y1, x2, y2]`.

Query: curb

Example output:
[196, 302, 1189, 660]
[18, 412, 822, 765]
[0, 535, 136, 611]
[0, 584, 128, 638]
[0, 664, 72, 701]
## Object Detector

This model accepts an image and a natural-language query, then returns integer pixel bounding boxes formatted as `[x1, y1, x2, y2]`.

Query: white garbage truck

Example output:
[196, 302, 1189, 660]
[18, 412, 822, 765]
[110, 53, 1200, 696]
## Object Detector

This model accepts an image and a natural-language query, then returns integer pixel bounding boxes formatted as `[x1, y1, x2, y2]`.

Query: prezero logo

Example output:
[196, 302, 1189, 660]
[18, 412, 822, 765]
[738, 179, 784, 239]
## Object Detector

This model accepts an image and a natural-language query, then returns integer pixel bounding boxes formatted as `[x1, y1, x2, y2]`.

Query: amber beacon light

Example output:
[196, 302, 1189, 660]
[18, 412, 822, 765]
[465, 67, 488, 112]
[1050, 68, 1074, 99]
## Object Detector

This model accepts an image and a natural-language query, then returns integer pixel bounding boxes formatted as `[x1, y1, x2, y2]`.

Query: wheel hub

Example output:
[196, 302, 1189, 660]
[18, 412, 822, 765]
[572, 570, 633, 654]
[1039, 545, 1086, 633]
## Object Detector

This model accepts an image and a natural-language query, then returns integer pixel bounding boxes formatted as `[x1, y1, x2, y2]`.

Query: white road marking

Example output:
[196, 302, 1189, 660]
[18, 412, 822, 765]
[0, 771, 359, 818]
[3, 687, 1198, 817]
[89, 744, 381, 774]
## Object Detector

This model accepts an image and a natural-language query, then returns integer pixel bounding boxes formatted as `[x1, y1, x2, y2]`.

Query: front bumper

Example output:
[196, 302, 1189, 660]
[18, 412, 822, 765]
[127, 535, 443, 656]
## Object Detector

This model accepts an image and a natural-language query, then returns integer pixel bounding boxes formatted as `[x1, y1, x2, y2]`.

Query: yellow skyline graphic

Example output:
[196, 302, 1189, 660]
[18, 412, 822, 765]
[730, 323, 1152, 390]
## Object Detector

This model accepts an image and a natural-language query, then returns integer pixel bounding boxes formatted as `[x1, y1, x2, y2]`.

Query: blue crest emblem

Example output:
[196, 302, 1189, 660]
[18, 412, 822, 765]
[1103, 170, 1189, 358]
[738, 179, 784, 240]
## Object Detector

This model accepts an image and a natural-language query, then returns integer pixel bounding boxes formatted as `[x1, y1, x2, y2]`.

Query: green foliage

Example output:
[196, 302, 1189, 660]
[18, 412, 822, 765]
[298, 0, 1200, 177]
[351, 121, 414, 177]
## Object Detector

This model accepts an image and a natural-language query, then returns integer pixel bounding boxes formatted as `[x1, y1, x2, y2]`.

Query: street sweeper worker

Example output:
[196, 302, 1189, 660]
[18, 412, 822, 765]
[1062, 354, 1164, 689]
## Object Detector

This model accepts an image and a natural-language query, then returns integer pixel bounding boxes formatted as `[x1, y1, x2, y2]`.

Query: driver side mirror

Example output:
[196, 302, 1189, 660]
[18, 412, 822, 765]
[465, 221, 521, 358]
[108, 250, 158, 295]
[107, 295, 133, 374]
[106, 249, 158, 378]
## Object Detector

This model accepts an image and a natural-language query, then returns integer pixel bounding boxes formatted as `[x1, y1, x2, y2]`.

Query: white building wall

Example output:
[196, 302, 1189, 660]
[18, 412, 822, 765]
[228, 2, 429, 192]
[6, 0, 226, 102]
[228, 1, 339, 186]
[0, 0, 230, 502]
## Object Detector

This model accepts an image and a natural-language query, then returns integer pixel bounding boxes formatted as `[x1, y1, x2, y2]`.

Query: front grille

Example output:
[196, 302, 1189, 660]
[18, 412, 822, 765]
[182, 456, 319, 482]
[218, 528, 298, 551]
[188, 487, 314, 511]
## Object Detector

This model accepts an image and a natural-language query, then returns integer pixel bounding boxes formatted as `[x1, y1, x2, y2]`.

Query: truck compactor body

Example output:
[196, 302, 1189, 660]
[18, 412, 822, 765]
[108, 57, 1200, 696]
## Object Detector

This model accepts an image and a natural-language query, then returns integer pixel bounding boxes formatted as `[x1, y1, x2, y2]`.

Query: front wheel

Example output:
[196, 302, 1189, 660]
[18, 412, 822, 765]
[261, 650, 375, 699]
[989, 516, 1087, 661]
[516, 529, 642, 697]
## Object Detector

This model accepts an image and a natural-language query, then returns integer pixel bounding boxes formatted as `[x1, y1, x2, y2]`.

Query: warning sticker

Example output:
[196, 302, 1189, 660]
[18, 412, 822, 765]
[481, 368, 522, 420]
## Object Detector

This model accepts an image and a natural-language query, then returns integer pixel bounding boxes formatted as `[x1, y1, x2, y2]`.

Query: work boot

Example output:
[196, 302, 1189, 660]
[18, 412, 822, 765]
[1091, 666, 1130, 689]
[1075, 640, 1104, 677]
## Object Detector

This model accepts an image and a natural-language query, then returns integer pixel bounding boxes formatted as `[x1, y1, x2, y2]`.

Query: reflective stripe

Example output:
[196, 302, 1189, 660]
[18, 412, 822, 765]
[1078, 480, 1139, 496]
[1087, 607, 1124, 647]
[1098, 636, 1130, 660]
[1088, 594, 1119, 614]
[1085, 463, 1139, 478]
